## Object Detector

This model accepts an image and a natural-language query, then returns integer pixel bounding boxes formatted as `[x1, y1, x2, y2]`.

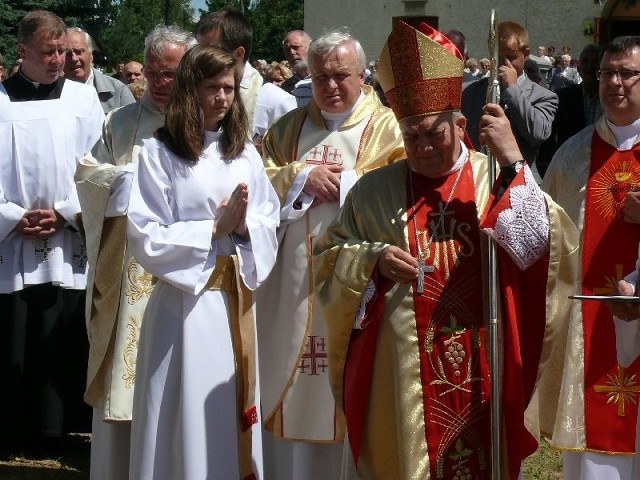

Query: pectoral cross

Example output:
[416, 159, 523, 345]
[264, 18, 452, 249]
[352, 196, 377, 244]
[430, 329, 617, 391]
[416, 257, 435, 294]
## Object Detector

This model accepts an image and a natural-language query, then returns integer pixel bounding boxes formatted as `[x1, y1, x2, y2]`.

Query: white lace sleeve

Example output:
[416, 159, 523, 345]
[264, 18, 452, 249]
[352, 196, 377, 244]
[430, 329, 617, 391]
[484, 166, 550, 270]
[354, 280, 376, 329]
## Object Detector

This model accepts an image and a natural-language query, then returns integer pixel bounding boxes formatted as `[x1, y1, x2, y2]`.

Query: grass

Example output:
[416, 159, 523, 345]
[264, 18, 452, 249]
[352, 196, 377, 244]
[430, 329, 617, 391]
[522, 438, 563, 479]
[0, 433, 562, 479]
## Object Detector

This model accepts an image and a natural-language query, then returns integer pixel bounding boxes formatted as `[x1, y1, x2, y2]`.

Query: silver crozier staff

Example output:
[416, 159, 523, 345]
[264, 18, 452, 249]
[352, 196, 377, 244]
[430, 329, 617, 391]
[485, 8, 502, 480]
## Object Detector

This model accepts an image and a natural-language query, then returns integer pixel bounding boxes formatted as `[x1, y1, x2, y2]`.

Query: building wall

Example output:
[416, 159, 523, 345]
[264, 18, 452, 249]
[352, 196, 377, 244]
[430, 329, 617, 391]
[304, 0, 604, 64]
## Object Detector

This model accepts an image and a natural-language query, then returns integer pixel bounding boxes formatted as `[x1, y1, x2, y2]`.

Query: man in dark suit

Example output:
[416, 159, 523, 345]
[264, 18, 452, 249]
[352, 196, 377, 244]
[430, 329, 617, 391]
[462, 21, 558, 183]
[537, 44, 603, 177]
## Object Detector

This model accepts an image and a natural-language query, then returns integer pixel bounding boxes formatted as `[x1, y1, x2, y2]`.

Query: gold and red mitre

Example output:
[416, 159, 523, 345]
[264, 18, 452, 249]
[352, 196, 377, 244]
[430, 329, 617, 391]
[377, 21, 464, 121]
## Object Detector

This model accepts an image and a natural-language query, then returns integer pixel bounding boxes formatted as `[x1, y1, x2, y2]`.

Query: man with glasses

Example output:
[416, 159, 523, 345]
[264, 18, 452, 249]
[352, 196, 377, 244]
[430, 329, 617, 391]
[462, 20, 558, 184]
[543, 36, 640, 480]
[75, 25, 196, 480]
[313, 21, 576, 480]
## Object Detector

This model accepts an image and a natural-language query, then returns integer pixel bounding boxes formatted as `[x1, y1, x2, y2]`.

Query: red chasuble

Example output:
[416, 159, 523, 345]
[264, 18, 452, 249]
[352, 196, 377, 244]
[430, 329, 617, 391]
[581, 132, 640, 453]
[344, 160, 551, 480]
[408, 161, 493, 478]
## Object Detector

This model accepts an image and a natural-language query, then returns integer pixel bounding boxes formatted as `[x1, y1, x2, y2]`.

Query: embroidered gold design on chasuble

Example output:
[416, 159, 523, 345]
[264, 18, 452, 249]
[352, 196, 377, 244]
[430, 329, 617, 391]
[591, 160, 640, 218]
[411, 176, 489, 477]
[426, 316, 482, 392]
[122, 314, 141, 388]
[416, 202, 475, 279]
[122, 259, 150, 387]
[594, 365, 640, 416]
[125, 259, 153, 304]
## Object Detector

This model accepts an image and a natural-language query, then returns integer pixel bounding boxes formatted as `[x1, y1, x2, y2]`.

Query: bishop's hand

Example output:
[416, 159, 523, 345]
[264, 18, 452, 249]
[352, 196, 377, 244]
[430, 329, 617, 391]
[479, 103, 525, 167]
[378, 245, 418, 283]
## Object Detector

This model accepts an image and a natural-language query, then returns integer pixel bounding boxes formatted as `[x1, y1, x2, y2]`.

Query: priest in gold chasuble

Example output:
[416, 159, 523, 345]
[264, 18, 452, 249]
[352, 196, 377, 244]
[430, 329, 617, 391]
[313, 22, 578, 480]
[256, 30, 405, 480]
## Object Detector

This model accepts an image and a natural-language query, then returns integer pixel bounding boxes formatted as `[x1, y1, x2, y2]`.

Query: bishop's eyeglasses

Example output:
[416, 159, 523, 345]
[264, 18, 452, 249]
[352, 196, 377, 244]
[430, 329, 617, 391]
[596, 69, 640, 82]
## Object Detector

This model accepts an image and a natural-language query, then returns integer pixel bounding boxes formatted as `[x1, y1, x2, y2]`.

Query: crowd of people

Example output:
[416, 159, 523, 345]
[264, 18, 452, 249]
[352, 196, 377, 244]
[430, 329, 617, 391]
[2, 6, 640, 480]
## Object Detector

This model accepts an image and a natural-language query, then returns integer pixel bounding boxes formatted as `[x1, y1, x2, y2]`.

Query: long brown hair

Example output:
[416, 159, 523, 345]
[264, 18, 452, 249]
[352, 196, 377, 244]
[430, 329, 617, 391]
[157, 44, 249, 163]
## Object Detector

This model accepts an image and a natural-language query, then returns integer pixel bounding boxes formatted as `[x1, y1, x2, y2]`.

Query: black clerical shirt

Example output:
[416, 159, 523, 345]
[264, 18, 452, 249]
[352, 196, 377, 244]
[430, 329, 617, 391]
[2, 71, 65, 101]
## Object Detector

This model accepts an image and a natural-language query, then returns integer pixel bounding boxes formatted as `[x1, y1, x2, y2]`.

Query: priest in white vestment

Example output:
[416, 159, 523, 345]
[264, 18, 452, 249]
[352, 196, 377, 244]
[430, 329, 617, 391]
[255, 30, 405, 480]
[75, 26, 195, 480]
[543, 35, 640, 480]
[0, 10, 103, 451]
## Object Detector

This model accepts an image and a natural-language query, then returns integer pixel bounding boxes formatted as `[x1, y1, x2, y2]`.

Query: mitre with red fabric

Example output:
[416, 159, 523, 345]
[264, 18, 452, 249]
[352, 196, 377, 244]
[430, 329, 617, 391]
[377, 21, 464, 120]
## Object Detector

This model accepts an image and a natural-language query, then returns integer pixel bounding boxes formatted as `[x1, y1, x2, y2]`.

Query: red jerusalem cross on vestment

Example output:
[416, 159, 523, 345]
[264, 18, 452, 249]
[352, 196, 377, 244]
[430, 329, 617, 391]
[298, 335, 328, 375]
[305, 145, 343, 166]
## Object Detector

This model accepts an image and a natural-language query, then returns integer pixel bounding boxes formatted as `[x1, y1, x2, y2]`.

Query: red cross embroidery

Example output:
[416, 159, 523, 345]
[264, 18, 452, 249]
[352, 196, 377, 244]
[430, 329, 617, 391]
[298, 335, 328, 375]
[305, 145, 343, 166]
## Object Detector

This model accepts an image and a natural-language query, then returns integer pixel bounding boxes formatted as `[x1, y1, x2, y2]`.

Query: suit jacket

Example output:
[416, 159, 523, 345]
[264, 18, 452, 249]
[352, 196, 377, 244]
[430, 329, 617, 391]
[462, 74, 558, 168]
[93, 68, 135, 114]
[537, 83, 594, 177]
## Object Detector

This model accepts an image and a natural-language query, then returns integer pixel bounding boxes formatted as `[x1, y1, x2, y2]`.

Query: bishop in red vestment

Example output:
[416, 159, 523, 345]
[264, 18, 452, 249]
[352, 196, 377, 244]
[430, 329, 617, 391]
[313, 21, 578, 480]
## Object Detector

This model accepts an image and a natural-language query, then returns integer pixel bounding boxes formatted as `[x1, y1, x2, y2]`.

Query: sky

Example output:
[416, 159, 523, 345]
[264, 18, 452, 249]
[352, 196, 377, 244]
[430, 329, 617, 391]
[190, 0, 207, 15]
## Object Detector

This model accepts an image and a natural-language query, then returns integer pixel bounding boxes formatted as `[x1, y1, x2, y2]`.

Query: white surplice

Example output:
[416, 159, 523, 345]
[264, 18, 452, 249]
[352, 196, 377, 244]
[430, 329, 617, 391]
[127, 132, 279, 480]
[0, 80, 104, 292]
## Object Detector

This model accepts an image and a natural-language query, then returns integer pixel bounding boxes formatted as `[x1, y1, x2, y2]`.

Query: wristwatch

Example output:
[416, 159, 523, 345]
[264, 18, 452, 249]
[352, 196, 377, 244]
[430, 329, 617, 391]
[500, 160, 525, 187]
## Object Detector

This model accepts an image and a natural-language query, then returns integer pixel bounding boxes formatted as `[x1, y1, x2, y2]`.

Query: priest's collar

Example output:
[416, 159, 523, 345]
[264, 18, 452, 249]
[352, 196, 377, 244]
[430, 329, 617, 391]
[240, 61, 257, 89]
[19, 68, 42, 88]
[321, 90, 366, 131]
[2, 69, 65, 101]
[606, 116, 640, 151]
[449, 141, 469, 174]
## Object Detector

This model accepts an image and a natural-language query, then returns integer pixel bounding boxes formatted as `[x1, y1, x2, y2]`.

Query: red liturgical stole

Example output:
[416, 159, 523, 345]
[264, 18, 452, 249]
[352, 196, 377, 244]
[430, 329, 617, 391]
[407, 162, 492, 479]
[582, 131, 640, 452]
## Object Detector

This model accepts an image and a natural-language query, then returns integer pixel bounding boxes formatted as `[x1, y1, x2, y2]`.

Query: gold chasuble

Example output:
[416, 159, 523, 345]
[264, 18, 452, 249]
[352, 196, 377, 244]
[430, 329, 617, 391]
[313, 154, 578, 480]
[76, 95, 163, 419]
[257, 86, 405, 442]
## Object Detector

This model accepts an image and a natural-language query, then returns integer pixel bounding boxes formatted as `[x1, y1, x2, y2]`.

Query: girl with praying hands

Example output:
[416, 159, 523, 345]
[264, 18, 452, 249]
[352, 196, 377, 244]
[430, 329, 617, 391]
[126, 44, 279, 480]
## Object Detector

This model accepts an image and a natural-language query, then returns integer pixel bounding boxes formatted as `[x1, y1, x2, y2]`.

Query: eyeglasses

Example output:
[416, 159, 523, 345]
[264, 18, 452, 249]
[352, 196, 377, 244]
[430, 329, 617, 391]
[596, 69, 640, 82]
[143, 67, 177, 81]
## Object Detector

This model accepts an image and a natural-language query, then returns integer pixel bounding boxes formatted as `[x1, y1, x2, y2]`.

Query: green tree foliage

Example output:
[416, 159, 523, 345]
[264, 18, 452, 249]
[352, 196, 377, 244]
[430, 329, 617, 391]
[0, 0, 113, 68]
[100, 0, 194, 65]
[0, 0, 193, 72]
[199, 0, 303, 62]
